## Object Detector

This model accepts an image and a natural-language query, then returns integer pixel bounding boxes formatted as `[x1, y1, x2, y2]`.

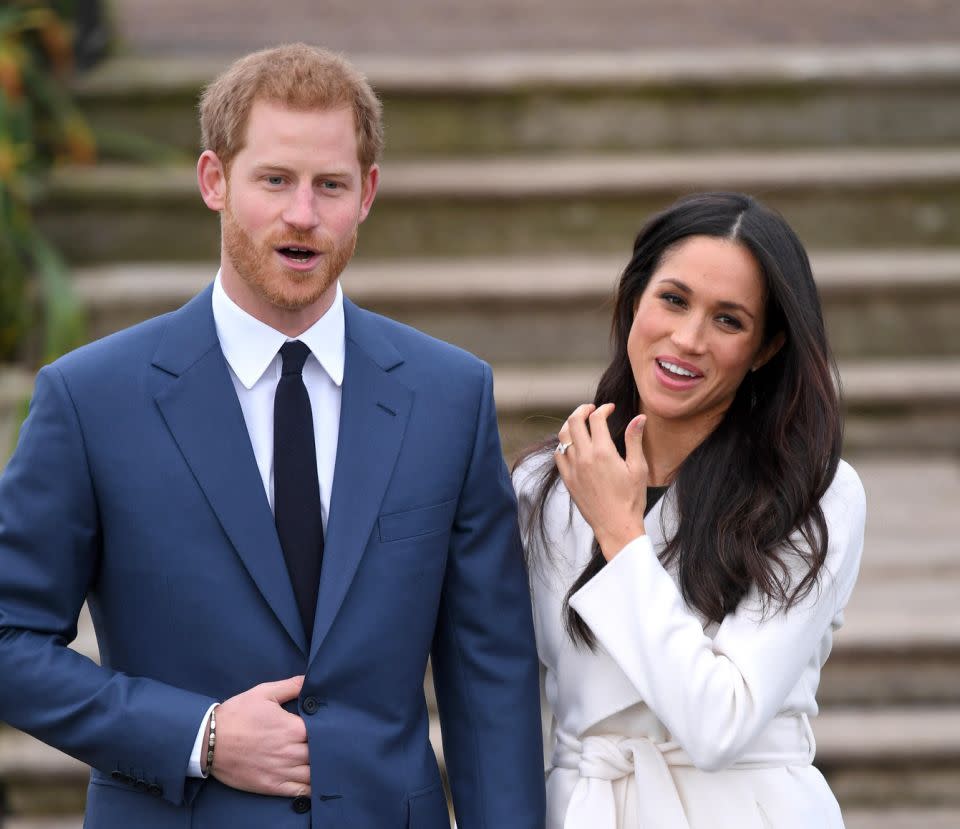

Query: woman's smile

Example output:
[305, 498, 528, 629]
[653, 355, 704, 390]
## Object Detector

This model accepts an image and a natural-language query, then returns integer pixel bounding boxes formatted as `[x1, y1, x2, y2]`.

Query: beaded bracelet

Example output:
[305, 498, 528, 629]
[206, 703, 221, 773]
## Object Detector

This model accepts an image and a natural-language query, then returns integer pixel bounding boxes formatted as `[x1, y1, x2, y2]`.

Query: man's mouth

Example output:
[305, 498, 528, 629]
[276, 246, 318, 263]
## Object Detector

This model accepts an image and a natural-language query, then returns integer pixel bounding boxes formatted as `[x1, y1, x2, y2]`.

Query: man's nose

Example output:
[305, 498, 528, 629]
[281, 186, 320, 230]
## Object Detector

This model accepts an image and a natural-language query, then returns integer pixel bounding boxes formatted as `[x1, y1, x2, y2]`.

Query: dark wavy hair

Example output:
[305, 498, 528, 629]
[517, 192, 843, 648]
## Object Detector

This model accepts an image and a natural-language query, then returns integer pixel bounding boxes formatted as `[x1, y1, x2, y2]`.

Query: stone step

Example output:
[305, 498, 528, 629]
[39, 150, 960, 263]
[491, 358, 960, 456]
[2, 400, 957, 725]
[821, 577, 960, 707]
[3, 707, 958, 818]
[438, 582, 960, 710]
[0, 369, 33, 473]
[814, 707, 960, 809]
[822, 456, 960, 708]
[0, 730, 87, 817]
[845, 810, 960, 829]
[8, 810, 960, 829]
[436, 705, 960, 808]
[74, 48, 960, 158]
[846, 455, 960, 581]
[8, 352, 956, 460]
[7, 355, 960, 459]
[73, 250, 960, 360]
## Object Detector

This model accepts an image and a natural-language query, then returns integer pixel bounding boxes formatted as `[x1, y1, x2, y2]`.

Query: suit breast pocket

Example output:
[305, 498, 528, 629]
[378, 499, 457, 544]
[407, 783, 449, 829]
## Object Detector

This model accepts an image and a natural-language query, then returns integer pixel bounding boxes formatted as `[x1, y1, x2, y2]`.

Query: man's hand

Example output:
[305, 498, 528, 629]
[207, 675, 311, 797]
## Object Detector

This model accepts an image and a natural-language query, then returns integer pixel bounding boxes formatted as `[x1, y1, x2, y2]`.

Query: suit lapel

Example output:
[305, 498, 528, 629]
[152, 286, 307, 656]
[309, 301, 412, 663]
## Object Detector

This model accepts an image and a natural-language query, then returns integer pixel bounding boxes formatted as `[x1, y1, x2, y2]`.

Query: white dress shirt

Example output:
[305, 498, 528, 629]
[187, 272, 345, 777]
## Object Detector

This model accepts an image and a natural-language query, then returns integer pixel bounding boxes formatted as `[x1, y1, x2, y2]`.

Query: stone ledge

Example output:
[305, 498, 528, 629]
[73, 46, 960, 97]
[72, 249, 960, 309]
[491, 359, 960, 410]
[845, 808, 960, 829]
[836, 579, 960, 653]
[815, 707, 960, 763]
[7, 808, 960, 829]
[48, 150, 960, 202]
[0, 731, 87, 779]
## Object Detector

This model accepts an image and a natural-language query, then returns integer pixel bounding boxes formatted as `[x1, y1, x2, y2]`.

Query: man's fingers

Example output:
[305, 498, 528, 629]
[286, 764, 312, 787]
[263, 675, 305, 703]
[277, 778, 312, 798]
[280, 734, 310, 763]
[282, 712, 309, 743]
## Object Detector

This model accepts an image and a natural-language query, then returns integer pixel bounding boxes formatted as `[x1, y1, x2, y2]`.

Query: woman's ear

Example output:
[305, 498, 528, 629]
[752, 331, 786, 372]
[197, 150, 227, 212]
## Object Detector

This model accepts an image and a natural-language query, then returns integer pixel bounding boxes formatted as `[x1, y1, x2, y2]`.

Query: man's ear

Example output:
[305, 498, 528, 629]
[753, 331, 786, 372]
[197, 150, 227, 212]
[358, 163, 380, 224]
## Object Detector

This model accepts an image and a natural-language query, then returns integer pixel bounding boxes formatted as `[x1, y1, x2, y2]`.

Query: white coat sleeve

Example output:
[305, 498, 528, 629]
[568, 461, 866, 771]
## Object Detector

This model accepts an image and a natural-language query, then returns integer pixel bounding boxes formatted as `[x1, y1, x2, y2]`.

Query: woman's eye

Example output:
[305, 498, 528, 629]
[717, 315, 743, 330]
[660, 292, 685, 307]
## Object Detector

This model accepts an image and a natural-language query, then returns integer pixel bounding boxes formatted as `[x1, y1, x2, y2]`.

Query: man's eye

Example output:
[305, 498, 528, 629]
[266, 176, 284, 186]
[321, 180, 342, 190]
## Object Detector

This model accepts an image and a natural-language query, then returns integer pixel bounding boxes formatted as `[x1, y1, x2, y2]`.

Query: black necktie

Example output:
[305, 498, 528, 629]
[274, 340, 324, 642]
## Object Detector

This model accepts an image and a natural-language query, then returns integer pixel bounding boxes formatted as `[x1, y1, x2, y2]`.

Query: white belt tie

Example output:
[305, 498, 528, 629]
[553, 732, 691, 829]
[551, 715, 815, 829]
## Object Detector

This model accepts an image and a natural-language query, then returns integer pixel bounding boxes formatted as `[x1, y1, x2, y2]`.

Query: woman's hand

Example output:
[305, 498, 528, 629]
[555, 403, 649, 560]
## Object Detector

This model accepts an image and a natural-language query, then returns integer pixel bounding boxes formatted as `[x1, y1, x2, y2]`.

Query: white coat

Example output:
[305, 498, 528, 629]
[514, 456, 866, 829]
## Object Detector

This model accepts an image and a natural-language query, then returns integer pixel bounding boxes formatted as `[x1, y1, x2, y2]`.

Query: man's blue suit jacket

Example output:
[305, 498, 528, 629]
[0, 285, 546, 828]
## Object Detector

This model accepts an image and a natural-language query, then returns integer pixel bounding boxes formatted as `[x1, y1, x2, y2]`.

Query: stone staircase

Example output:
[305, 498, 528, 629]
[1, 44, 959, 827]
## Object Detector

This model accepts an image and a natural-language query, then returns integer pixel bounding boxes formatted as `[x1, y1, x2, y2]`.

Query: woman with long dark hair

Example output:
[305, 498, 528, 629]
[514, 192, 865, 828]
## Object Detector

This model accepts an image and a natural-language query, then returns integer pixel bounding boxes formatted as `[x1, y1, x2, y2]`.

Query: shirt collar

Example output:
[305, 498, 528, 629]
[212, 271, 345, 389]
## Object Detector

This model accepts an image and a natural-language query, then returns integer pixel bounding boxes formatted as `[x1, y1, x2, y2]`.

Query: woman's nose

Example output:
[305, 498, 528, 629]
[670, 315, 707, 353]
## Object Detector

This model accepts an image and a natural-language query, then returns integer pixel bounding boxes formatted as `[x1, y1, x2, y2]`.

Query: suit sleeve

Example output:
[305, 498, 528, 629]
[429, 362, 546, 829]
[569, 462, 866, 771]
[0, 365, 216, 806]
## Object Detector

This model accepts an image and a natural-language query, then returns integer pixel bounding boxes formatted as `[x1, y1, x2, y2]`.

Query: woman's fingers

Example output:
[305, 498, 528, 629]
[556, 404, 648, 558]
[587, 403, 617, 450]
[562, 403, 596, 452]
[557, 402, 623, 469]
[624, 414, 647, 477]
[556, 404, 593, 467]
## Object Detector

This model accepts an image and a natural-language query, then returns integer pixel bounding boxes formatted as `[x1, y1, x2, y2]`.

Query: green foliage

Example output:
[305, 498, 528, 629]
[0, 1, 90, 365]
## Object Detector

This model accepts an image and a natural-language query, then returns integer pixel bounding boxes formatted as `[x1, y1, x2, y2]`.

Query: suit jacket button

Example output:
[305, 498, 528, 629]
[302, 696, 319, 715]
[148, 783, 163, 797]
[133, 778, 148, 791]
[292, 795, 311, 813]
[110, 770, 124, 781]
